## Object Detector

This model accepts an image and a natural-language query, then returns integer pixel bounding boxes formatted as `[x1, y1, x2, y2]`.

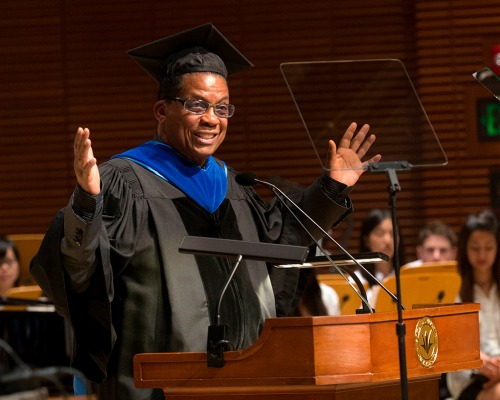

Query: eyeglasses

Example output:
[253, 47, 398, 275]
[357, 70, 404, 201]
[165, 97, 235, 118]
[0, 258, 18, 269]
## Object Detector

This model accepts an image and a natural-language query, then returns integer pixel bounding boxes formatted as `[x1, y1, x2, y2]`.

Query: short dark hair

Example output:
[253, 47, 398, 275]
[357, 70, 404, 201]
[158, 71, 227, 100]
[0, 234, 21, 287]
[417, 220, 457, 247]
[0, 235, 19, 262]
[158, 74, 185, 100]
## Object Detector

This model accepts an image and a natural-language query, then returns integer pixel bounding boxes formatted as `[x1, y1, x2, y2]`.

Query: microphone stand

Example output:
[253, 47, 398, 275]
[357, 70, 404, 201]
[367, 160, 412, 400]
[206, 254, 243, 368]
[249, 175, 400, 312]
[265, 185, 372, 313]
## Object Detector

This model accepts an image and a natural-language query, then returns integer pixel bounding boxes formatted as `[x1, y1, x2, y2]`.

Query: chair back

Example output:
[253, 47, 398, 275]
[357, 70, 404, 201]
[317, 273, 369, 314]
[5, 284, 43, 299]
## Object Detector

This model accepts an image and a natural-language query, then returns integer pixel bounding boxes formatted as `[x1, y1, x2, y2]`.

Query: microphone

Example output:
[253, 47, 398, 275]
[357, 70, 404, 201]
[234, 172, 259, 186]
[235, 172, 400, 312]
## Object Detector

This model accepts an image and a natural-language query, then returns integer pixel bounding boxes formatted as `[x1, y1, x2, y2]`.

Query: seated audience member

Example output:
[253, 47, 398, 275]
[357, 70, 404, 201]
[357, 209, 406, 307]
[294, 269, 340, 316]
[447, 209, 500, 400]
[0, 236, 25, 394]
[0, 235, 21, 296]
[406, 220, 457, 267]
[404, 222, 457, 400]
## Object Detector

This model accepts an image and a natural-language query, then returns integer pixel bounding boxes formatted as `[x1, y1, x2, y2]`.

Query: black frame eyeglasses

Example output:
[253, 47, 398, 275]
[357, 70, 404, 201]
[0, 258, 18, 269]
[165, 97, 235, 118]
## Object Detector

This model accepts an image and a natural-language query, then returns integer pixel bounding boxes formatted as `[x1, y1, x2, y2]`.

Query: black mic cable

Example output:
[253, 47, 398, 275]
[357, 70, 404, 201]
[235, 172, 401, 312]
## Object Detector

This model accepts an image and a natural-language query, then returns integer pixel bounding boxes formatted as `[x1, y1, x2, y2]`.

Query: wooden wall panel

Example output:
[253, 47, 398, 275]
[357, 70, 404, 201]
[2, 0, 498, 264]
[0, 1, 69, 231]
[414, 0, 500, 242]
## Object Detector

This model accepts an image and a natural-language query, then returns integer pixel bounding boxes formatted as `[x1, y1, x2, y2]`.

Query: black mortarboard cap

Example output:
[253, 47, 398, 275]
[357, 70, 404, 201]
[127, 23, 253, 82]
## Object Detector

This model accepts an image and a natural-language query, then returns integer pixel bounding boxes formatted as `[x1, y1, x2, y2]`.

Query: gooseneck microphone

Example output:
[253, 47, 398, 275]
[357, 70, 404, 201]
[234, 172, 263, 187]
[235, 171, 400, 312]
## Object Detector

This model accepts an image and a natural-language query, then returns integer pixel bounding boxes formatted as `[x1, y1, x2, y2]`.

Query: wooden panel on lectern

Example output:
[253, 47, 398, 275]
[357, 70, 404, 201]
[134, 303, 480, 397]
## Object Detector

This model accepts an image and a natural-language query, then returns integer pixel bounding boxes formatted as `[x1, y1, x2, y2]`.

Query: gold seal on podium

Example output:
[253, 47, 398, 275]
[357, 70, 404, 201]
[414, 316, 438, 368]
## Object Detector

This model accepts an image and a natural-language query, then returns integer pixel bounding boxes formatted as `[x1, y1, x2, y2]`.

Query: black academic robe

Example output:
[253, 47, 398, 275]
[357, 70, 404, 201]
[30, 157, 351, 400]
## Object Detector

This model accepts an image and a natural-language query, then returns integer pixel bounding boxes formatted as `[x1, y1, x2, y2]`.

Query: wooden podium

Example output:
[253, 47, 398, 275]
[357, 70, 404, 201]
[134, 303, 481, 400]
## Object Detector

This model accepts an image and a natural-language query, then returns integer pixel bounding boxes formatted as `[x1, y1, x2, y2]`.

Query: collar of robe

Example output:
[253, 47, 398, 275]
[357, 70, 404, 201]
[112, 140, 227, 213]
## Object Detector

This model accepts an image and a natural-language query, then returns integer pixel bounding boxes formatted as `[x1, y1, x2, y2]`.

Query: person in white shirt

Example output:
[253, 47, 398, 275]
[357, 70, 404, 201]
[447, 210, 500, 400]
[294, 267, 341, 316]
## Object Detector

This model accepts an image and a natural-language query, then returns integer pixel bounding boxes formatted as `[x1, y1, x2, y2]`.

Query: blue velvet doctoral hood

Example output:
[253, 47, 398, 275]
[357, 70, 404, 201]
[112, 140, 227, 213]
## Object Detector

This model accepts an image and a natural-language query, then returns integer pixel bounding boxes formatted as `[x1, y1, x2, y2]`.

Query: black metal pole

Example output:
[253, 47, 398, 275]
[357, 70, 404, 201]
[386, 168, 408, 400]
[368, 162, 411, 400]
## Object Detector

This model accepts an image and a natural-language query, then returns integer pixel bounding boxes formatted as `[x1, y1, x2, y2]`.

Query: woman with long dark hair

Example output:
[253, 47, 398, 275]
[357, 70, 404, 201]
[357, 208, 406, 306]
[293, 268, 340, 316]
[0, 235, 21, 296]
[447, 209, 500, 400]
